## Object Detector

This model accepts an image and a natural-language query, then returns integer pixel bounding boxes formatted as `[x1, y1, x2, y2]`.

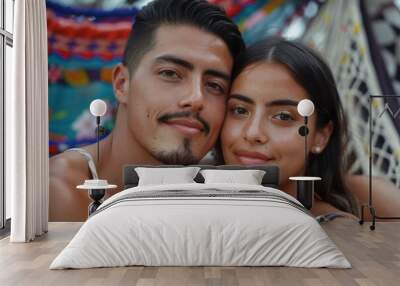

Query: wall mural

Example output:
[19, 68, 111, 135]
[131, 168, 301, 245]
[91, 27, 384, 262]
[47, 0, 321, 155]
[47, 0, 400, 222]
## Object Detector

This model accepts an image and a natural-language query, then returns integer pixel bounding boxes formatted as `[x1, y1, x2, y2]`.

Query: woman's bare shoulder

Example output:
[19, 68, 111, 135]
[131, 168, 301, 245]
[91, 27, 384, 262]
[344, 174, 400, 218]
[344, 174, 399, 198]
[312, 200, 356, 219]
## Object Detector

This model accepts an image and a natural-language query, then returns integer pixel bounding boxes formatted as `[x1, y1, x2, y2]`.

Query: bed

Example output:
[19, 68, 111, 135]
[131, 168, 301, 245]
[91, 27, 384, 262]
[50, 165, 350, 269]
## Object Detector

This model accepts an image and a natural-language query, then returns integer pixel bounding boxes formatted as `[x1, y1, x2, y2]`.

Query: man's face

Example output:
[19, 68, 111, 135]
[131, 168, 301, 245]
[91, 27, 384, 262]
[116, 25, 233, 164]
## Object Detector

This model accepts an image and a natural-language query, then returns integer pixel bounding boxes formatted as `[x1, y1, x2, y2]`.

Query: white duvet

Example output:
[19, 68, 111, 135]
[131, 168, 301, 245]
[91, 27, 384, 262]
[50, 183, 350, 269]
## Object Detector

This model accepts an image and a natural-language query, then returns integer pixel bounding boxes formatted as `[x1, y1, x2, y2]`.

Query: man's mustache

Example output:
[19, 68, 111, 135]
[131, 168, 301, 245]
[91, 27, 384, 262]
[157, 111, 210, 135]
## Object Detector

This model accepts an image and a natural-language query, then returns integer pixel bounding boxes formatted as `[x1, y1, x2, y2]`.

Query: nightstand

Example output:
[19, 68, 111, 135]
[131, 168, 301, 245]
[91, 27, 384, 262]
[289, 176, 321, 210]
[77, 180, 117, 216]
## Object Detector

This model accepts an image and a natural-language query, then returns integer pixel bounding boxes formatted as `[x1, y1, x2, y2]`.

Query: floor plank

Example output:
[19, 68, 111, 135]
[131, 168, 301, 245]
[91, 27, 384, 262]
[0, 220, 399, 286]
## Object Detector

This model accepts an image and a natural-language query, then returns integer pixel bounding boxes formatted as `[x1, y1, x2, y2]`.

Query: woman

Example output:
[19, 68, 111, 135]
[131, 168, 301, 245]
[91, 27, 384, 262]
[219, 37, 400, 218]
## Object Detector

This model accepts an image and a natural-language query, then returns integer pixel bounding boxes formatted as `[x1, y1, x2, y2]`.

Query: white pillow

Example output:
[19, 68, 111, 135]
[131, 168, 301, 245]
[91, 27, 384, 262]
[135, 167, 201, 186]
[200, 169, 266, 185]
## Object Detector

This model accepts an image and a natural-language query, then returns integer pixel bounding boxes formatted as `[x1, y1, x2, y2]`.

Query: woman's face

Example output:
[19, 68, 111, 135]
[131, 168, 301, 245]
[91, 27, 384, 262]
[221, 62, 331, 189]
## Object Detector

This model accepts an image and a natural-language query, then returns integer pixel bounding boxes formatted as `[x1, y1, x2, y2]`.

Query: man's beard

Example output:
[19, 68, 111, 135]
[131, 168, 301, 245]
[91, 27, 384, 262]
[153, 138, 199, 165]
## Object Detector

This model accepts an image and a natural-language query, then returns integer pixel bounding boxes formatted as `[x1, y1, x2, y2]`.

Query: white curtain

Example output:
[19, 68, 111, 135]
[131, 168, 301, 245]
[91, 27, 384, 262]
[7, 0, 49, 242]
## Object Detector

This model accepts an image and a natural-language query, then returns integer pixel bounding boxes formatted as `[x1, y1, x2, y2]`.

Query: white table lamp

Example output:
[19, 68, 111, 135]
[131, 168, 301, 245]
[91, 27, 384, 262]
[294, 99, 320, 210]
[89, 99, 107, 162]
[297, 99, 315, 168]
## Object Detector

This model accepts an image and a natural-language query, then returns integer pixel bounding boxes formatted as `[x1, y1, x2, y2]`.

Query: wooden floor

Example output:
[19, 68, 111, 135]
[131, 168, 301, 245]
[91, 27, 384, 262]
[0, 220, 399, 286]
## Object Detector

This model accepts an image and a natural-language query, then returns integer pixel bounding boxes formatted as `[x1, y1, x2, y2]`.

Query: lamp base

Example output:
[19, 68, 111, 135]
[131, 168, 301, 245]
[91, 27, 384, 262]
[289, 176, 321, 210]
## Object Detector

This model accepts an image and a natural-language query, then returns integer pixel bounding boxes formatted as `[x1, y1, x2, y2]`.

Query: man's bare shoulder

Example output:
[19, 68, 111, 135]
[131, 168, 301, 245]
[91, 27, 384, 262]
[49, 150, 92, 187]
[50, 151, 85, 173]
[49, 150, 94, 221]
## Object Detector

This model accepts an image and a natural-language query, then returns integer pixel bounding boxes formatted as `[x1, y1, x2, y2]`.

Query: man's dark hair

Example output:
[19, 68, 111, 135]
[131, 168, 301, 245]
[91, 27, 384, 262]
[122, 0, 245, 73]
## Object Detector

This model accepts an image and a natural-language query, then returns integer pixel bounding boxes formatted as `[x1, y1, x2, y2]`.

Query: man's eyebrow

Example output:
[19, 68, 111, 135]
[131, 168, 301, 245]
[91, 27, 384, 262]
[229, 94, 254, 104]
[205, 70, 231, 82]
[155, 55, 230, 82]
[155, 55, 194, 70]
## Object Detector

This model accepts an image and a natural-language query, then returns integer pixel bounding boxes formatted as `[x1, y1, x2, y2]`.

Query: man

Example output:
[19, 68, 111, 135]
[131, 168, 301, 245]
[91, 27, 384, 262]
[49, 0, 245, 221]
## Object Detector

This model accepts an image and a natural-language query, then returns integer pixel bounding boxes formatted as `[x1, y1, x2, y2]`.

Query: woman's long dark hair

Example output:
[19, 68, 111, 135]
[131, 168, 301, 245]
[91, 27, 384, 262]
[219, 37, 358, 214]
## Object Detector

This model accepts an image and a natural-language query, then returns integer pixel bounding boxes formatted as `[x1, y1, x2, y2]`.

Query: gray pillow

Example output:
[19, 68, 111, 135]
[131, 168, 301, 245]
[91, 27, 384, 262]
[135, 167, 201, 186]
[200, 169, 266, 185]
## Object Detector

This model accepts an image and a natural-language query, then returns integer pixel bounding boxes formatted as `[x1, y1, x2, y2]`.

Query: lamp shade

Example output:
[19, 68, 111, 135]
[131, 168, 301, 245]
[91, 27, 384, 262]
[297, 99, 314, 117]
[90, 99, 107, 117]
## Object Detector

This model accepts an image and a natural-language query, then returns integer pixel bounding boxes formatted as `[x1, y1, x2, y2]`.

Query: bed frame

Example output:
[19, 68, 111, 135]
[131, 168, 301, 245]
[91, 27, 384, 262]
[123, 165, 280, 189]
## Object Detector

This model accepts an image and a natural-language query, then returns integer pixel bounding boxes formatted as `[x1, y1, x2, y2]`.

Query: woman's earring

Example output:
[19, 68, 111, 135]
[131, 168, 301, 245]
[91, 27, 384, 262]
[313, 146, 322, 153]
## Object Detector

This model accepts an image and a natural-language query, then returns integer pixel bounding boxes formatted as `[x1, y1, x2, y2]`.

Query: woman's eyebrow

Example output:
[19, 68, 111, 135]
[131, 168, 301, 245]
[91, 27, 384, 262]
[229, 96, 299, 107]
[265, 99, 299, 107]
[229, 94, 254, 104]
